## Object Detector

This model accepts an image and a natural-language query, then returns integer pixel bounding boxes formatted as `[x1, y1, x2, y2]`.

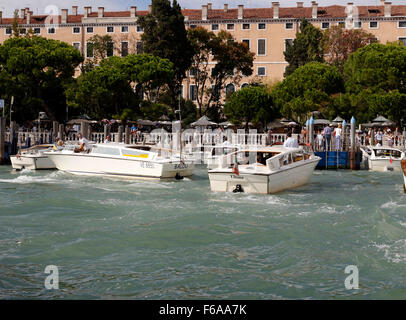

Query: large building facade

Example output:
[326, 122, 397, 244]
[1, 1, 406, 101]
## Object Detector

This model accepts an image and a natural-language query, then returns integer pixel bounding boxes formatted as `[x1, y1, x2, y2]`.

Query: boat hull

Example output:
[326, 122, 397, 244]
[209, 160, 319, 194]
[368, 158, 403, 172]
[10, 155, 56, 170]
[46, 153, 194, 179]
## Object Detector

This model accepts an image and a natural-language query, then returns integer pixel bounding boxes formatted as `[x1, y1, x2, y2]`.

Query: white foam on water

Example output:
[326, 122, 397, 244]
[372, 240, 406, 263]
[381, 200, 406, 209]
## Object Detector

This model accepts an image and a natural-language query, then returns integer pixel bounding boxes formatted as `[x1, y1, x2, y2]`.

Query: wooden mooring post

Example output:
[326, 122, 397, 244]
[118, 125, 123, 143]
[350, 116, 356, 170]
[0, 117, 5, 164]
[125, 125, 130, 144]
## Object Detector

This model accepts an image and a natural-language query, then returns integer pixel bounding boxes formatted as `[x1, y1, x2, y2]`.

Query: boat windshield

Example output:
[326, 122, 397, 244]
[374, 149, 402, 158]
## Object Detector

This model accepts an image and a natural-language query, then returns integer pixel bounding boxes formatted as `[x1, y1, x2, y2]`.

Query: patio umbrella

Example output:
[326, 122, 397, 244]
[268, 121, 284, 129]
[382, 120, 396, 127]
[137, 119, 155, 126]
[314, 119, 331, 125]
[219, 121, 233, 127]
[372, 115, 389, 123]
[191, 116, 217, 127]
[332, 116, 344, 123]
[67, 119, 92, 125]
[287, 121, 298, 126]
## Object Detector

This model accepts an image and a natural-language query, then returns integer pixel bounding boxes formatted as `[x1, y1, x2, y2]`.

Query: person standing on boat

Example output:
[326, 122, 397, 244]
[283, 132, 299, 148]
[77, 133, 90, 152]
[375, 130, 383, 146]
[104, 134, 112, 143]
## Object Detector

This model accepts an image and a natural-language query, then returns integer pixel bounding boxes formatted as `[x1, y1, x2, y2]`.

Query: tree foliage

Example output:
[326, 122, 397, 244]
[224, 85, 275, 129]
[187, 27, 254, 117]
[0, 36, 83, 122]
[284, 19, 324, 77]
[137, 0, 194, 109]
[272, 62, 344, 121]
[66, 54, 174, 120]
[323, 25, 377, 72]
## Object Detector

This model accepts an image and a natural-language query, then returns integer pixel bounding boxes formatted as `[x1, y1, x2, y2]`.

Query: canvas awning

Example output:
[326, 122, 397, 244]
[191, 116, 217, 127]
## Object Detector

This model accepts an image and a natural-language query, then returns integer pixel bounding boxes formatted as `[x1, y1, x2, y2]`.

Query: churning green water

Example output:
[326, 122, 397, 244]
[0, 165, 405, 299]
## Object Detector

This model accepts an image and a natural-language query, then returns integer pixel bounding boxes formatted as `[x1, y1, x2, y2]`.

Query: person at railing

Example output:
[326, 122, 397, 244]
[375, 130, 383, 146]
[334, 124, 342, 151]
[323, 124, 332, 151]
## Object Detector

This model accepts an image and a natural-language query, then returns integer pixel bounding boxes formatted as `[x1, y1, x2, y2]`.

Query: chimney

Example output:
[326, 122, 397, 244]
[148, 5, 152, 13]
[224, 4, 228, 12]
[207, 3, 212, 10]
[238, 5, 244, 20]
[380, 0, 385, 5]
[61, 9, 68, 24]
[130, 6, 137, 18]
[312, 1, 318, 19]
[272, 2, 280, 19]
[297, 2, 304, 8]
[26, 11, 32, 24]
[72, 6, 78, 15]
[0, 11, 2, 24]
[98, 7, 104, 18]
[202, 5, 208, 21]
[384, 2, 392, 17]
[84, 6, 91, 18]
[20, 8, 26, 19]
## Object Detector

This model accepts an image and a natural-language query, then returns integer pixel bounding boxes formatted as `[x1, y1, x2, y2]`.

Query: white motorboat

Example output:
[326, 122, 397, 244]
[208, 146, 321, 194]
[401, 159, 406, 193]
[10, 144, 56, 170]
[361, 146, 405, 172]
[44, 143, 194, 179]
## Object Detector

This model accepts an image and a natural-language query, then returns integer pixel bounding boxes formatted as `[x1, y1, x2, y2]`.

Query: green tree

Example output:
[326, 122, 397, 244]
[323, 25, 377, 73]
[284, 19, 324, 77]
[272, 62, 344, 121]
[137, 0, 194, 110]
[0, 36, 83, 122]
[224, 85, 275, 130]
[67, 54, 174, 120]
[187, 28, 254, 117]
[343, 43, 406, 123]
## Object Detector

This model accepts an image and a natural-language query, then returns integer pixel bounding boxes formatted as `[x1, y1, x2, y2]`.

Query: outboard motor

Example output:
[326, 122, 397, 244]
[233, 184, 244, 193]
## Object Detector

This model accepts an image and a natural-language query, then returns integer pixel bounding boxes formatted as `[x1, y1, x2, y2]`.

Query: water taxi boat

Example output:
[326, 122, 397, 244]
[44, 143, 194, 179]
[401, 159, 406, 193]
[10, 144, 56, 170]
[208, 146, 321, 194]
[361, 146, 405, 172]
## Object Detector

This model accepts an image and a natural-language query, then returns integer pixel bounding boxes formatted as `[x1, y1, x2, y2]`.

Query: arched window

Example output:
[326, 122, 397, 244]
[241, 83, 249, 89]
[226, 83, 235, 96]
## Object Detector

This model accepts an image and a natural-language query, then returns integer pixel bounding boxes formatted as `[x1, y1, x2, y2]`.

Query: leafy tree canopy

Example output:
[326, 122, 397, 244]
[272, 62, 344, 121]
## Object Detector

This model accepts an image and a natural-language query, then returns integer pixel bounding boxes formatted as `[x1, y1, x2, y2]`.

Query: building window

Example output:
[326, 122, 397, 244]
[20, 28, 26, 34]
[107, 26, 114, 33]
[398, 21, 406, 28]
[258, 67, 266, 76]
[241, 83, 249, 89]
[227, 24, 234, 30]
[286, 22, 294, 30]
[34, 28, 41, 34]
[211, 85, 220, 100]
[73, 27, 80, 34]
[121, 42, 128, 57]
[107, 42, 114, 57]
[211, 24, 219, 31]
[242, 23, 250, 30]
[5, 28, 12, 35]
[321, 22, 330, 29]
[242, 39, 250, 49]
[86, 42, 94, 58]
[86, 27, 93, 33]
[226, 83, 235, 96]
[190, 24, 197, 29]
[354, 21, 362, 29]
[338, 21, 345, 27]
[369, 21, 378, 29]
[47, 28, 55, 34]
[189, 68, 197, 77]
[72, 42, 81, 51]
[189, 85, 197, 101]
[136, 41, 143, 54]
[121, 26, 129, 33]
[399, 38, 406, 46]
[258, 23, 266, 30]
[257, 39, 266, 56]
[136, 25, 144, 32]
